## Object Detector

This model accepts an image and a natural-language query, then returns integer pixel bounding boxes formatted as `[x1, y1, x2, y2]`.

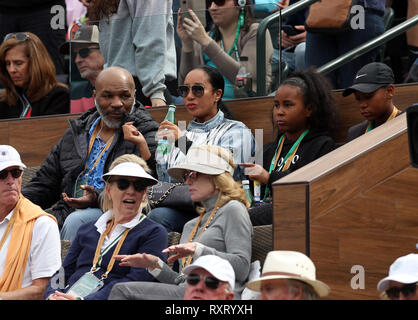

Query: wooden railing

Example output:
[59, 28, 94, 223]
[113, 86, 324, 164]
[272, 113, 418, 299]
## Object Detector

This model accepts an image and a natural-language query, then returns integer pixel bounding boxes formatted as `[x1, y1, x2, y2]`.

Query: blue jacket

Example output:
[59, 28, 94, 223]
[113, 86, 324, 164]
[44, 217, 168, 300]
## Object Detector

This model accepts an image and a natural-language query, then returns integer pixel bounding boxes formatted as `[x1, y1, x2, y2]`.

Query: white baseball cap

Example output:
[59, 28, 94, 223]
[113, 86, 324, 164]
[0, 145, 26, 172]
[183, 255, 235, 290]
[102, 162, 158, 187]
[246, 251, 330, 297]
[377, 253, 418, 291]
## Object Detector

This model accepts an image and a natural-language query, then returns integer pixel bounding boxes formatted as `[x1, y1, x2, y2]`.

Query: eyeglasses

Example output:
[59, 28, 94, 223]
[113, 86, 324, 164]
[0, 168, 23, 180]
[186, 274, 221, 290]
[208, 0, 226, 6]
[3, 32, 29, 43]
[111, 179, 147, 192]
[385, 283, 418, 300]
[73, 47, 100, 59]
[182, 170, 199, 183]
[178, 85, 205, 98]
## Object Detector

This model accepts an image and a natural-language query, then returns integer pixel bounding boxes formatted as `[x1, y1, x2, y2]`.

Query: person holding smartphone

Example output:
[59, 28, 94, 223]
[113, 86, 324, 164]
[271, 0, 308, 74]
[177, 0, 274, 99]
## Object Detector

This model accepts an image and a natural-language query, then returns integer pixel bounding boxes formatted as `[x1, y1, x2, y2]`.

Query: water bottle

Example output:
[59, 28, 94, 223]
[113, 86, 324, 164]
[156, 105, 176, 182]
[242, 179, 253, 207]
[234, 57, 252, 98]
[253, 180, 261, 204]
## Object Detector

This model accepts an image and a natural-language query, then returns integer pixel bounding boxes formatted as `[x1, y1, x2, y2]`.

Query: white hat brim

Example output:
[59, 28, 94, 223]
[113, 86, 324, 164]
[246, 274, 330, 297]
[167, 163, 226, 181]
[0, 160, 26, 172]
[377, 274, 418, 291]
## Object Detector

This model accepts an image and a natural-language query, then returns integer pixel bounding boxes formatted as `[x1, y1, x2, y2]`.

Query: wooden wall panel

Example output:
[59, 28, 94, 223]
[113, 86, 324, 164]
[309, 163, 360, 220]
[311, 196, 397, 234]
[354, 134, 410, 191]
[0, 122, 8, 144]
[273, 183, 307, 253]
[8, 117, 71, 166]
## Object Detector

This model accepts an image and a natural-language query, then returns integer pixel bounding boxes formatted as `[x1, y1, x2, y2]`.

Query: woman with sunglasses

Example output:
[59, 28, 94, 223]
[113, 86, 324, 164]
[0, 32, 69, 119]
[45, 154, 168, 300]
[177, 0, 273, 99]
[151, 65, 255, 232]
[109, 145, 252, 300]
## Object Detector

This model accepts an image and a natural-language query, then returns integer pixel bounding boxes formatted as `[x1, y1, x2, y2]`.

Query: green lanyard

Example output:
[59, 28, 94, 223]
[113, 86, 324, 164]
[263, 129, 309, 201]
[219, 10, 244, 61]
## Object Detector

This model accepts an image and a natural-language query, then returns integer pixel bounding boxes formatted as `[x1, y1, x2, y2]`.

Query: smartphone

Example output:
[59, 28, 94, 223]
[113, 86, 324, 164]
[180, 0, 193, 21]
[282, 25, 304, 36]
[180, 0, 206, 27]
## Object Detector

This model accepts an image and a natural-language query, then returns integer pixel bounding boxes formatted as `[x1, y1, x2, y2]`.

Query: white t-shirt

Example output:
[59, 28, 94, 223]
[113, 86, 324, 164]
[0, 210, 61, 289]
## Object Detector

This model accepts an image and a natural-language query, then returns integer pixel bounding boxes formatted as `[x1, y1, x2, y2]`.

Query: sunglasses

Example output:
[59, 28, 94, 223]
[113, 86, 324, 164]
[3, 32, 29, 43]
[385, 283, 418, 300]
[111, 179, 147, 192]
[73, 47, 100, 59]
[182, 170, 199, 183]
[0, 168, 23, 180]
[208, 0, 226, 6]
[186, 274, 221, 290]
[178, 85, 205, 98]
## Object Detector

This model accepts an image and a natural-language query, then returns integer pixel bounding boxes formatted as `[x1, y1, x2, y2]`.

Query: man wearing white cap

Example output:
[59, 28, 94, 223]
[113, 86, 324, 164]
[0, 145, 61, 300]
[377, 253, 418, 300]
[246, 250, 330, 300]
[183, 255, 235, 300]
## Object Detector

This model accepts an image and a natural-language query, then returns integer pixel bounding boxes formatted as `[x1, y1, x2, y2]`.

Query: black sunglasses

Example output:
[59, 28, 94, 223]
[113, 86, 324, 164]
[111, 179, 147, 192]
[385, 283, 418, 300]
[3, 32, 29, 43]
[186, 274, 221, 290]
[208, 0, 226, 6]
[0, 168, 23, 180]
[182, 170, 199, 183]
[178, 85, 205, 98]
[73, 47, 100, 59]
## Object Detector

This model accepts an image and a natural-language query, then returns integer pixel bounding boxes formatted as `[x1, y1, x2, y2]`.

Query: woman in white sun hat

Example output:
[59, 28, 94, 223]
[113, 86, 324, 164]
[246, 250, 330, 300]
[109, 145, 253, 300]
[45, 154, 168, 300]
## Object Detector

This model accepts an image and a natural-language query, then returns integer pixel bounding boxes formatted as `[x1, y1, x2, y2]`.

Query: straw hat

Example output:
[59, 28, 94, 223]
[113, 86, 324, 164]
[246, 251, 330, 297]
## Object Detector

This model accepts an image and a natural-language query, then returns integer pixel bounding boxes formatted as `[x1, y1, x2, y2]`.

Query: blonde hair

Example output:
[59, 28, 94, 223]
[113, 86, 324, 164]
[101, 154, 151, 212]
[192, 145, 250, 211]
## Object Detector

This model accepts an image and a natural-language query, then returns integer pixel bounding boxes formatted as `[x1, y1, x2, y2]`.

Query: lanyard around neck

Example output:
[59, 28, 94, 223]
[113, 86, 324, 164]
[18, 94, 31, 118]
[181, 205, 219, 270]
[219, 10, 244, 61]
[91, 217, 136, 279]
[83, 121, 115, 174]
[263, 129, 309, 200]
[365, 106, 399, 133]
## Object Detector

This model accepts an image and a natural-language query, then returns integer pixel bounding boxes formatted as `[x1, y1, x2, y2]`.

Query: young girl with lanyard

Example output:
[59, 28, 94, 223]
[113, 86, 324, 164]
[177, 0, 274, 99]
[241, 69, 338, 226]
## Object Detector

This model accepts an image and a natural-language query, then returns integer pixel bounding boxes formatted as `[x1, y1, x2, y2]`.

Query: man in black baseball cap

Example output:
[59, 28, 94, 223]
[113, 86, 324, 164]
[343, 62, 401, 142]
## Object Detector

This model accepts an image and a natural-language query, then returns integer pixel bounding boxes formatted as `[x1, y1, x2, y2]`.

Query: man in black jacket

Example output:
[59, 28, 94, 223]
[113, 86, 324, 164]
[22, 67, 159, 239]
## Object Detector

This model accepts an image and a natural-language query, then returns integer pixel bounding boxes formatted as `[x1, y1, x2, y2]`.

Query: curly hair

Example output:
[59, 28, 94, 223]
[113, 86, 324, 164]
[88, 0, 120, 21]
[281, 68, 339, 138]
